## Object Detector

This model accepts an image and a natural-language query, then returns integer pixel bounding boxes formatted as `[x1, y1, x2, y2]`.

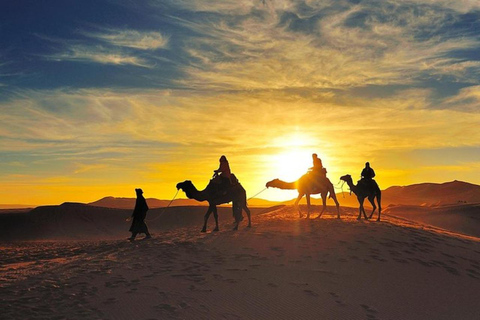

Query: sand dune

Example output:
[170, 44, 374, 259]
[1, 205, 479, 319]
[384, 203, 480, 238]
[0, 203, 269, 241]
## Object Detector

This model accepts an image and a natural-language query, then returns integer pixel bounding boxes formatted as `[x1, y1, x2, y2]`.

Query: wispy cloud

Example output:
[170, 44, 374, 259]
[46, 45, 152, 67]
[168, 0, 480, 93]
[441, 85, 480, 112]
[82, 29, 169, 50]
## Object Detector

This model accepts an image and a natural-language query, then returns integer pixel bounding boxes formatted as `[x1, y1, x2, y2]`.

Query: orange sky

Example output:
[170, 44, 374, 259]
[1, 1, 480, 205]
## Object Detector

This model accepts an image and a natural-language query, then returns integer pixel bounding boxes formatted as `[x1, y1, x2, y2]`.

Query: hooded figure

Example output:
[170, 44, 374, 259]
[361, 162, 375, 180]
[128, 188, 151, 241]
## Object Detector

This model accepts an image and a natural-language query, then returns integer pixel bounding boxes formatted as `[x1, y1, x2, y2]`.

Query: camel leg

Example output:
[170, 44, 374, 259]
[213, 206, 219, 231]
[243, 203, 252, 228]
[367, 196, 376, 220]
[376, 194, 382, 222]
[233, 203, 241, 231]
[317, 193, 326, 219]
[357, 197, 366, 220]
[306, 194, 311, 219]
[202, 205, 214, 232]
[331, 193, 340, 219]
[294, 194, 304, 218]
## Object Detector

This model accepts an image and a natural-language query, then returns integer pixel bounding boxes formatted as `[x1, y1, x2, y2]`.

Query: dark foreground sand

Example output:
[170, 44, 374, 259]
[1, 206, 479, 320]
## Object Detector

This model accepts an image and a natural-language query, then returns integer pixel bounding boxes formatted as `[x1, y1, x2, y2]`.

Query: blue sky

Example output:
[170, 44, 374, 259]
[1, 0, 480, 204]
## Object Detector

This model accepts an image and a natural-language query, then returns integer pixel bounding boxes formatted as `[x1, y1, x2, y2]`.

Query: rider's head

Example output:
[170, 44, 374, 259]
[365, 162, 370, 168]
[220, 155, 227, 162]
[312, 153, 318, 159]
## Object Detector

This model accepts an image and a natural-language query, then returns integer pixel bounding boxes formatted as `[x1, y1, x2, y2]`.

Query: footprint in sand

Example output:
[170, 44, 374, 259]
[329, 292, 346, 306]
[103, 297, 118, 304]
[361, 304, 378, 319]
[155, 303, 177, 313]
[303, 289, 318, 297]
[466, 269, 479, 280]
[220, 312, 242, 319]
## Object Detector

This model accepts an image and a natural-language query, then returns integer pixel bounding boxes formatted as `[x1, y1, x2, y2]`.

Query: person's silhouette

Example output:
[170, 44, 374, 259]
[361, 162, 375, 180]
[128, 188, 151, 241]
[309, 153, 328, 191]
[310, 153, 327, 178]
[359, 162, 378, 191]
[212, 155, 233, 194]
[213, 155, 231, 180]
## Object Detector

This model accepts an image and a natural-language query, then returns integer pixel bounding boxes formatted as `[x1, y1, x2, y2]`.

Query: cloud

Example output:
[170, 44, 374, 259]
[441, 85, 480, 112]
[81, 29, 169, 50]
[46, 45, 152, 67]
[166, 0, 480, 93]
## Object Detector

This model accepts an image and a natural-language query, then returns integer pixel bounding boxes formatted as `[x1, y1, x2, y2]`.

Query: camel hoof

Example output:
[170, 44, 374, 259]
[247, 224, 252, 228]
[213, 227, 219, 232]
[376, 218, 380, 222]
[233, 226, 238, 231]
[201, 228, 207, 233]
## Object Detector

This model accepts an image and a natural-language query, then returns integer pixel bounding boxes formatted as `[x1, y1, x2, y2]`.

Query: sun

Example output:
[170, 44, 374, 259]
[272, 150, 311, 181]
[268, 133, 318, 181]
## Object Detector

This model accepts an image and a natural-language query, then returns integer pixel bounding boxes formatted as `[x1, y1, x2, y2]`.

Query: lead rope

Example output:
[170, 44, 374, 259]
[144, 189, 180, 222]
[247, 187, 268, 202]
[333, 180, 346, 198]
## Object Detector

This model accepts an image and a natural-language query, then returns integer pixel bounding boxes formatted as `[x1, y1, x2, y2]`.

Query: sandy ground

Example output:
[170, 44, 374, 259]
[1, 205, 479, 320]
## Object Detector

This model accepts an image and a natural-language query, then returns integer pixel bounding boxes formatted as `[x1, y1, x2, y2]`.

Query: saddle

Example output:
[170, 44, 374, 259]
[358, 178, 379, 193]
[307, 172, 329, 193]
[210, 173, 239, 197]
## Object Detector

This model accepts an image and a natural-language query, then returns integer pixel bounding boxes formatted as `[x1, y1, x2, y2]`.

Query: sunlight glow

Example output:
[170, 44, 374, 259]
[267, 133, 318, 181]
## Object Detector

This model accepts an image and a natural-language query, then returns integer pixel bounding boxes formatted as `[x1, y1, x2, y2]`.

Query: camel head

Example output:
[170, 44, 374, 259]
[339, 174, 353, 183]
[266, 179, 280, 188]
[176, 180, 194, 191]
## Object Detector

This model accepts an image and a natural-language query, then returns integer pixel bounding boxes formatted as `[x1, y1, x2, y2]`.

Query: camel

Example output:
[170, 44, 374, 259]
[266, 173, 340, 219]
[176, 178, 251, 232]
[339, 174, 381, 221]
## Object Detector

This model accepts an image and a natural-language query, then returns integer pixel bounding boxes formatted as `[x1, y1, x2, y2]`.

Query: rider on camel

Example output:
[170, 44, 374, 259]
[310, 153, 327, 190]
[213, 155, 233, 194]
[361, 162, 375, 180]
[360, 162, 378, 190]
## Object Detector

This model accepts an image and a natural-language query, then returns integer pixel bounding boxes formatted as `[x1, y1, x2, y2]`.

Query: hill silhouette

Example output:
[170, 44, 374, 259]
[88, 196, 280, 209]
[382, 180, 480, 206]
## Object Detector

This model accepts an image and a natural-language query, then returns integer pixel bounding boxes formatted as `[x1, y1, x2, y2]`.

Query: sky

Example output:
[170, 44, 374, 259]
[1, 0, 480, 205]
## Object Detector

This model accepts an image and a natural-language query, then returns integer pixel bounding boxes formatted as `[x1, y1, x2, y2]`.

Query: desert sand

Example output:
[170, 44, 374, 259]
[1, 205, 479, 320]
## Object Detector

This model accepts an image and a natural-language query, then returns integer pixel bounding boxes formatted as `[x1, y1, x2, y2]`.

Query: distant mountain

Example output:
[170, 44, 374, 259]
[88, 196, 281, 209]
[88, 197, 200, 209]
[0, 204, 35, 209]
[286, 180, 480, 208]
[382, 180, 480, 206]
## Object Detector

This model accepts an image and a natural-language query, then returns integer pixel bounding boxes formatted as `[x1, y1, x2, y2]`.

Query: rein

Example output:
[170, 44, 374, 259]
[144, 189, 180, 222]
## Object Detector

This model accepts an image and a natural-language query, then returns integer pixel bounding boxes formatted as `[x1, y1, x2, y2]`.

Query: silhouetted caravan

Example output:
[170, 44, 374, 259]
[176, 175, 252, 232]
[340, 174, 382, 221]
[266, 175, 340, 219]
[127, 188, 152, 241]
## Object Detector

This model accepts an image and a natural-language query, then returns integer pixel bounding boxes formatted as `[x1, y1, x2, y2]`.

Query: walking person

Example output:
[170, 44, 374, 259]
[127, 188, 151, 241]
